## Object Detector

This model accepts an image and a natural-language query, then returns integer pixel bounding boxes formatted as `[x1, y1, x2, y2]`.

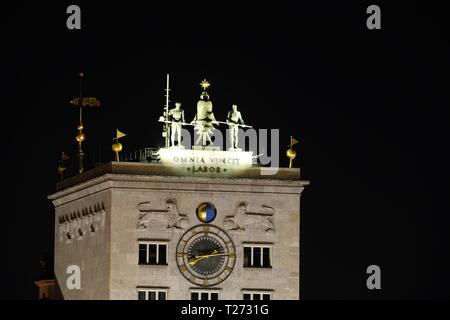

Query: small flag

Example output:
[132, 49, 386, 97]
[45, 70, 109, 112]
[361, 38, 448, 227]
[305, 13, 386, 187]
[116, 129, 126, 140]
[70, 97, 101, 107]
[61, 152, 70, 161]
[291, 136, 299, 147]
[82, 97, 101, 107]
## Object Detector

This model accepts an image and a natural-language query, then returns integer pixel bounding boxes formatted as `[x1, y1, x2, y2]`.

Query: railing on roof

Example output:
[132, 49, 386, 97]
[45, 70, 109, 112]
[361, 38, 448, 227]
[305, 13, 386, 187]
[123, 148, 160, 163]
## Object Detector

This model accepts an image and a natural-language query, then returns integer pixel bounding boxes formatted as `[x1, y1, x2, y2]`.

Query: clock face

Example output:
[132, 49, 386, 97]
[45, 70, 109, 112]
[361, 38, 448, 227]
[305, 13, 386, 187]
[176, 224, 236, 287]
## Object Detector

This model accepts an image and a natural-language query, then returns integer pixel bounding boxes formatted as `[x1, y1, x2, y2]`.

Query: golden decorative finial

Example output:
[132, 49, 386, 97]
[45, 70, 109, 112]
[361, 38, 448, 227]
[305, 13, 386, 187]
[58, 152, 70, 182]
[200, 79, 211, 91]
[286, 136, 299, 168]
[76, 125, 85, 143]
[112, 129, 126, 162]
[70, 72, 101, 174]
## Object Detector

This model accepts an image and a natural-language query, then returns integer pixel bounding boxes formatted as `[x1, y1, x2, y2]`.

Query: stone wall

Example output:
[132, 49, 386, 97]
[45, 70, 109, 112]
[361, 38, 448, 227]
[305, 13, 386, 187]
[49, 165, 307, 300]
[108, 175, 303, 299]
[51, 180, 112, 300]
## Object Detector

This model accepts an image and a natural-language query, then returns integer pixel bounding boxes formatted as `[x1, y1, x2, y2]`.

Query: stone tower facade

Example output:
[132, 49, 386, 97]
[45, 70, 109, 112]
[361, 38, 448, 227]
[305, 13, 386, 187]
[48, 162, 308, 300]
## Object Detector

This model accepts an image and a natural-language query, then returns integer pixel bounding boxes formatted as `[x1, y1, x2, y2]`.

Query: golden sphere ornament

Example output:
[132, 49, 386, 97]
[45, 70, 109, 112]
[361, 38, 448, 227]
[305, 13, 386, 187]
[112, 142, 123, 152]
[76, 132, 85, 142]
[286, 148, 297, 160]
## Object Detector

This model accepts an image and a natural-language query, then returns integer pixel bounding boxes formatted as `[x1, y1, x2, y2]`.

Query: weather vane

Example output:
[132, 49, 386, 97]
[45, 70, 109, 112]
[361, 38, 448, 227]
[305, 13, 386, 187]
[70, 72, 101, 174]
[286, 136, 299, 168]
[112, 129, 126, 162]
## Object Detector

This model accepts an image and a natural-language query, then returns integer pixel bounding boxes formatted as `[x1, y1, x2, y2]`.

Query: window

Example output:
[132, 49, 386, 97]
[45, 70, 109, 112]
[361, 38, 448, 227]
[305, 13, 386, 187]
[137, 288, 168, 300]
[243, 245, 272, 268]
[191, 290, 219, 300]
[242, 291, 272, 300]
[138, 241, 168, 265]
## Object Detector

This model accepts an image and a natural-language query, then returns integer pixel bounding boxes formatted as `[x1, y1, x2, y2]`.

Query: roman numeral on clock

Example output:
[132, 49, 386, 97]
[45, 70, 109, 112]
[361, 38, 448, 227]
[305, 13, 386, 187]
[179, 265, 187, 272]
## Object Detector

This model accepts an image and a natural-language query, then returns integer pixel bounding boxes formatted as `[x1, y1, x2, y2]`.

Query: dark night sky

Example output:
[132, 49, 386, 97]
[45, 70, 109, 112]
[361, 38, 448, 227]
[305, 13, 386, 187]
[1, 1, 449, 299]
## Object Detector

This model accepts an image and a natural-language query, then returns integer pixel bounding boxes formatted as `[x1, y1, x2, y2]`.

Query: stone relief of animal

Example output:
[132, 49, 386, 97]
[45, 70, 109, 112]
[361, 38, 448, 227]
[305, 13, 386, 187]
[137, 199, 189, 230]
[223, 202, 275, 232]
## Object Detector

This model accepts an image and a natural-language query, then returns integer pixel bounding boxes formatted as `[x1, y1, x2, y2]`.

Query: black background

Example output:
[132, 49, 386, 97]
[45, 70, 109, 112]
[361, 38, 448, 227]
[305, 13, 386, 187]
[1, 1, 449, 299]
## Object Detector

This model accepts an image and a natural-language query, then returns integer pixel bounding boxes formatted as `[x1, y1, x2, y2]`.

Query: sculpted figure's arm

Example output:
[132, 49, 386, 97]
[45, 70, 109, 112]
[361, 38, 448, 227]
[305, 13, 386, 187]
[238, 111, 245, 125]
[209, 112, 217, 123]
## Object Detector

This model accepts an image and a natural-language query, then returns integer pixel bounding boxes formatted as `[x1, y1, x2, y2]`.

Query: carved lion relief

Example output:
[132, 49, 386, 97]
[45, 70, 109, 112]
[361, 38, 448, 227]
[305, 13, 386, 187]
[137, 199, 189, 230]
[223, 202, 275, 232]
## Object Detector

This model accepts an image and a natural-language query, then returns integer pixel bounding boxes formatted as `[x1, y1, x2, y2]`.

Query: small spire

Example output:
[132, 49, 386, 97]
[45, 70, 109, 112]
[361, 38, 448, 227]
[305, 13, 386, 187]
[69, 72, 101, 174]
[112, 129, 126, 162]
[57, 152, 70, 182]
[286, 136, 299, 168]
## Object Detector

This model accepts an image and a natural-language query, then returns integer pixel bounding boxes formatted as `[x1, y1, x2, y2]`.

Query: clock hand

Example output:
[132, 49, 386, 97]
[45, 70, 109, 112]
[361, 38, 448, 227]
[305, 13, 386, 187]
[187, 250, 214, 260]
[205, 252, 234, 258]
[187, 251, 214, 266]
[188, 252, 235, 266]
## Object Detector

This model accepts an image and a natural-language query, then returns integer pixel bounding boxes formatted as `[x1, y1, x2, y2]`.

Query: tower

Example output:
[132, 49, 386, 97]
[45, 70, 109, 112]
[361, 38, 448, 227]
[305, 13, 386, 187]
[48, 76, 308, 300]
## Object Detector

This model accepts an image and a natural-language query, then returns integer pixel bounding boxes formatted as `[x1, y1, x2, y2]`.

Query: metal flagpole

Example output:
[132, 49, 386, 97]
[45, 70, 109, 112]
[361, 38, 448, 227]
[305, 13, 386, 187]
[164, 74, 170, 148]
